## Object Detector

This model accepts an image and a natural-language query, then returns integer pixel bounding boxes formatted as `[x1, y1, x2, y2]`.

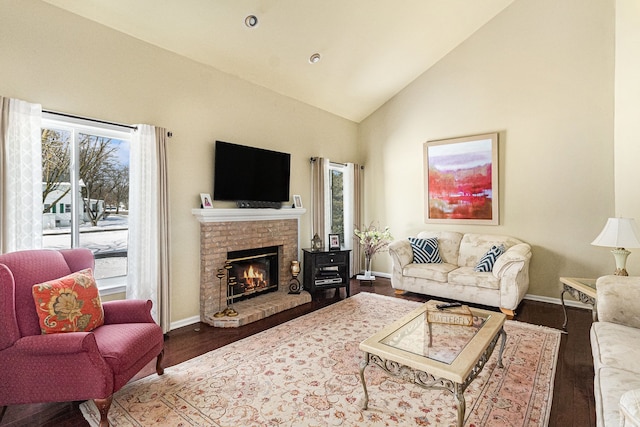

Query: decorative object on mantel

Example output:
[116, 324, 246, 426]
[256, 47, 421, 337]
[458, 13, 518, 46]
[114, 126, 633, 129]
[213, 267, 227, 318]
[293, 194, 303, 209]
[311, 233, 323, 251]
[289, 260, 301, 294]
[354, 222, 393, 280]
[200, 193, 213, 209]
[591, 217, 640, 276]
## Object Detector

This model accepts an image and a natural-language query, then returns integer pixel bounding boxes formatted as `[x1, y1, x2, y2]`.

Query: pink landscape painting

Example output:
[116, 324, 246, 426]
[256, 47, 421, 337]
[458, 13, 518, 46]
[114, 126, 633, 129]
[425, 134, 498, 224]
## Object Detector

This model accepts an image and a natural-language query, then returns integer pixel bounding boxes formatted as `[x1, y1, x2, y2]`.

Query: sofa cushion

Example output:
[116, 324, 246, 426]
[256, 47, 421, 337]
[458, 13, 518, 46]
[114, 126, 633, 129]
[595, 367, 640, 427]
[416, 231, 463, 265]
[457, 234, 522, 268]
[448, 267, 500, 289]
[408, 237, 442, 263]
[403, 263, 458, 283]
[591, 321, 640, 375]
[31, 268, 104, 334]
[474, 244, 505, 272]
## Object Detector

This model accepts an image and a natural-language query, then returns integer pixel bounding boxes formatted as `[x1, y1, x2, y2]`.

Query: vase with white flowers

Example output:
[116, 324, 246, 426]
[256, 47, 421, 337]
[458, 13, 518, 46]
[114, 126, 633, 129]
[354, 223, 393, 279]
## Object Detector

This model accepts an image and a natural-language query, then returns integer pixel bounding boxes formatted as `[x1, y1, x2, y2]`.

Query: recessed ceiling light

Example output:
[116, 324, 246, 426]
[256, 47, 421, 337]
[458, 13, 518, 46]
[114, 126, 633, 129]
[309, 53, 321, 64]
[245, 15, 258, 28]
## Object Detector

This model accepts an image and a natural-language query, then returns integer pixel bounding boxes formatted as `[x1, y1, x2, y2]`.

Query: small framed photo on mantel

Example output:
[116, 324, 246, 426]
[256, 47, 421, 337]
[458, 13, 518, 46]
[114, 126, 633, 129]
[200, 193, 213, 209]
[293, 194, 303, 208]
[329, 234, 340, 250]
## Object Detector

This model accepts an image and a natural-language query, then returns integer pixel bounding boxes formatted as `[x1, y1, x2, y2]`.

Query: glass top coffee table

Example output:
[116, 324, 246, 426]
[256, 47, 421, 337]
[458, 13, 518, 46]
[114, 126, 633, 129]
[359, 302, 506, 427]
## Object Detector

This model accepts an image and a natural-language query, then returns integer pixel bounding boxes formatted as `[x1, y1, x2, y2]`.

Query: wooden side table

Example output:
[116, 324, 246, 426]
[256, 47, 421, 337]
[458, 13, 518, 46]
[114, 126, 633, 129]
[559, 277, 597, 332]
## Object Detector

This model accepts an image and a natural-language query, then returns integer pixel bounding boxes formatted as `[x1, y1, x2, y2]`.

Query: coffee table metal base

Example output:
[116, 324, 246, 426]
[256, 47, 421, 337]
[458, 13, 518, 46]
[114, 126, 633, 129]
[359, 328, 506, 427]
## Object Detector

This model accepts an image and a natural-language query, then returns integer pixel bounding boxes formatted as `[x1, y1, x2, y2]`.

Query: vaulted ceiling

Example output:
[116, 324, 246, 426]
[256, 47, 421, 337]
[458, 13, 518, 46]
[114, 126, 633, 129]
[43, 0, 514, 122]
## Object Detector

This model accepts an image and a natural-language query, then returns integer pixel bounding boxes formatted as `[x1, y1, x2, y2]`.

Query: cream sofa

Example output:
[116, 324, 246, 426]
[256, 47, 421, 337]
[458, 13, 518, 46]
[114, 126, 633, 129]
[591, 275, 640, 427]
[388, 231, 531, 316]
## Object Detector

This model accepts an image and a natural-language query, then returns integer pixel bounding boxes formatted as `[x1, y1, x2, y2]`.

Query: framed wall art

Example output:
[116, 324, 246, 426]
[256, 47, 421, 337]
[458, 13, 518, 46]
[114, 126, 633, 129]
[423, 132, 499, 225]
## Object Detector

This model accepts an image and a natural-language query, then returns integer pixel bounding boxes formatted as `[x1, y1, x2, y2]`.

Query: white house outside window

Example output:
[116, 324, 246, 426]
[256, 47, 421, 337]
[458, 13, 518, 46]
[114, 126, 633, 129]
[41, 115, 131, 293]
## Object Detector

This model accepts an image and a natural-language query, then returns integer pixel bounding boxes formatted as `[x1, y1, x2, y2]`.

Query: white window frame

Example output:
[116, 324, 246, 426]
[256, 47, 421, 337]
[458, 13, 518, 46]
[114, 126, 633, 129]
[42, 114, 132, 295]
[325, 162, 354, 251]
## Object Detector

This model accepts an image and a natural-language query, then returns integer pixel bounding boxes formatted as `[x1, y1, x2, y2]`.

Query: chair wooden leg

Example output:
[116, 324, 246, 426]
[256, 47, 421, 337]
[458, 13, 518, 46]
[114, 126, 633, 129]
[156, 349, 165, 375]
[500, 307, 515, 319]
[94, 395, 113, 427]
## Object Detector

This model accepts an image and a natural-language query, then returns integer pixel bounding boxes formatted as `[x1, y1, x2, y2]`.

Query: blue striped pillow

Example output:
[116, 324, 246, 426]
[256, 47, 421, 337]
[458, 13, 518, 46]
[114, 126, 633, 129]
[408, 237, 443, 264]
[474, 245, 505, 272]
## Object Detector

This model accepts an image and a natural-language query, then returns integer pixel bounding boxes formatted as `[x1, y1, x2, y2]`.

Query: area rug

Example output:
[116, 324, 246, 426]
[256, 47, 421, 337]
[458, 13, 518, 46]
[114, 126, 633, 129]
[81, 293, 561, 426]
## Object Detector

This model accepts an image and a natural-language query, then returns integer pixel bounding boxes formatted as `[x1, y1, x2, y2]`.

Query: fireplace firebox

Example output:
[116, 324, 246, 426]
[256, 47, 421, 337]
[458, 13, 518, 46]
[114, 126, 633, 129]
[226, 246, 279, 304]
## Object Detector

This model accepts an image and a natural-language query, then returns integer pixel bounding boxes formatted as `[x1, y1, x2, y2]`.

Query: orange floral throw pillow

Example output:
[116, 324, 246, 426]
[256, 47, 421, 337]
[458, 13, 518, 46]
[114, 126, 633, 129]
[32, 268, 104, 334]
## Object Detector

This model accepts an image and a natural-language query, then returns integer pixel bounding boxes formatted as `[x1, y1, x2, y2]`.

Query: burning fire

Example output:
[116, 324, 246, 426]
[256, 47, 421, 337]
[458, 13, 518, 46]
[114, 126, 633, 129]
[243, 265, 266, 290]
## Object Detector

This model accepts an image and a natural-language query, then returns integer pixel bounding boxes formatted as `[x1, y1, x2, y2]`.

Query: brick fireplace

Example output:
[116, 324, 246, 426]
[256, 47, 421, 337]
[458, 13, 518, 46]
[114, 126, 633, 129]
[193, 208, 310, 327]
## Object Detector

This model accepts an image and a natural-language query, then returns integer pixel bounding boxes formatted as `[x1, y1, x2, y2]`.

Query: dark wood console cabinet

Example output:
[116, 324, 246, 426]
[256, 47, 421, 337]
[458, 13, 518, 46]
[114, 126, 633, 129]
[302, 248, 351, 297]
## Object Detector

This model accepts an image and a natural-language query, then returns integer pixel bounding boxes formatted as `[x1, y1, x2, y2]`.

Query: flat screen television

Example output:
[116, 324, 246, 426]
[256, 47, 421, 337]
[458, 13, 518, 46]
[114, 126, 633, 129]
[213, 140, 291, 207]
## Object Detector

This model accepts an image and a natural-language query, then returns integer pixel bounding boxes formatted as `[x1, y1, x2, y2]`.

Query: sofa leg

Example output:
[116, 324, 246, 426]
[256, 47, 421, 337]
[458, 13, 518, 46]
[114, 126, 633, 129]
[394, 289, 406, 295]
[500, 307, 515, 319]
[156, 349, 165, 375]
[94, 395, 113, 427]
[0, 405, 7, 423]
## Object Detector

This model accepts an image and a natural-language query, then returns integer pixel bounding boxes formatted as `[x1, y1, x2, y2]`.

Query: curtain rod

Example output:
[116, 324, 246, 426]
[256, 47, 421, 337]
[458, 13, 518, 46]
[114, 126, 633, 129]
[309, 157, 363, 168]
[43, 109, 138, 131]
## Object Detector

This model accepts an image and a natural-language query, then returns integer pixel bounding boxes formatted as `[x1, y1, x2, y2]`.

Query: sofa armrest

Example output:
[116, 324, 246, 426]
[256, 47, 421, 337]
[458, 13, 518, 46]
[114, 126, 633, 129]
[596, 276, 640, 328]
[492, 243, 531, 278]
[12, 332, 99, 356]
[0, 264, 20, 350]
[388, 239, 413, 269]
[103, 299, 156, 324]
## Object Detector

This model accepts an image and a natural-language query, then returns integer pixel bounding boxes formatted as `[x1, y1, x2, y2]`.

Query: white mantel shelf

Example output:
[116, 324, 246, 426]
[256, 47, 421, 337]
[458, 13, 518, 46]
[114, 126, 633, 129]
[192, 207, 306, 223]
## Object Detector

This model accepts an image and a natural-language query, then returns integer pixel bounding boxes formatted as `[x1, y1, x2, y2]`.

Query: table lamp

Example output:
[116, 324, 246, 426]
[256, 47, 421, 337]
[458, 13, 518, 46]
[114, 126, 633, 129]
[591, 217, 640, 276]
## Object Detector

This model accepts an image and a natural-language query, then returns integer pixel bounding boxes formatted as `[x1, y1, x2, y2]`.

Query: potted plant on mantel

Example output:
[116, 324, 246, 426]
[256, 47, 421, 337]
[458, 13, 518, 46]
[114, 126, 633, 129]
[354, 223, 393, 280]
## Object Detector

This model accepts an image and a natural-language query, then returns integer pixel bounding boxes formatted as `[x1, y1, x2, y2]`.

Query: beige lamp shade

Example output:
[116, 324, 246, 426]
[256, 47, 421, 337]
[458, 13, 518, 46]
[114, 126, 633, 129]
[592, 217, 640, 276]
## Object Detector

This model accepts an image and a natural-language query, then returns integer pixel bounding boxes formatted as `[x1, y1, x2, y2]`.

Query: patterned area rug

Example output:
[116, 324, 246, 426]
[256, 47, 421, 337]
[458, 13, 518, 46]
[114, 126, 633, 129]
[81, 293, 561, 426]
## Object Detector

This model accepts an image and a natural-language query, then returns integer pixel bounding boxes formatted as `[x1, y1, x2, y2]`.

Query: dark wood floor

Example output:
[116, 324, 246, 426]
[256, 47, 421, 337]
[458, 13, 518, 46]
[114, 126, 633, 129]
[1, 278, 595, 427]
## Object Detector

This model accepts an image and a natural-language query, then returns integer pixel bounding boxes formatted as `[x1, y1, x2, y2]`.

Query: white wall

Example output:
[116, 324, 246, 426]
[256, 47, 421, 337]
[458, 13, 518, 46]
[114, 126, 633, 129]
[0, 0, 358, 324]
[359, 0, 616, 298]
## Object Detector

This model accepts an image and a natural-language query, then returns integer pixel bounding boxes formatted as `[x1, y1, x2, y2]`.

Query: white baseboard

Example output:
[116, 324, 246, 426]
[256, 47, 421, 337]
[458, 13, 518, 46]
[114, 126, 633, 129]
[170, 315, 200, 331]
[524, 293, 591, 310]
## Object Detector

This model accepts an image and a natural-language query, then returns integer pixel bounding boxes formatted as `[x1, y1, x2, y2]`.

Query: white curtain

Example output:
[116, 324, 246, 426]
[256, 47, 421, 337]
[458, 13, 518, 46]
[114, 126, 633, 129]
[0, 97, 43, 253]
[127, 124, 171, 332]
[310, 157, 329, 243]
[346, 163, 363, 276]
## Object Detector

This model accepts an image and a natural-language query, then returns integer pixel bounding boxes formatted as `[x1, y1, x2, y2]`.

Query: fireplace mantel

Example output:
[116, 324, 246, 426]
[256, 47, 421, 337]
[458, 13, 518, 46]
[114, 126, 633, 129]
[192, 207, 306, 223]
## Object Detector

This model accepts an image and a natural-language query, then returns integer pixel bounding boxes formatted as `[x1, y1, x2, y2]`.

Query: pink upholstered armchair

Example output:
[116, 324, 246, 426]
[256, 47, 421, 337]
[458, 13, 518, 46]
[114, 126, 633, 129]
[0, 248, 165, 427]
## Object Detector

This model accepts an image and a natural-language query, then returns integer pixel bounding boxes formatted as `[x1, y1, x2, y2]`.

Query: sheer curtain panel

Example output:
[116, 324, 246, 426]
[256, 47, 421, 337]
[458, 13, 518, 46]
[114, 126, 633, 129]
[310, 157, 329, 243]
[0, 97, 43, 253]
[349, 163, 363, 276]
[127, 125, 171, 332]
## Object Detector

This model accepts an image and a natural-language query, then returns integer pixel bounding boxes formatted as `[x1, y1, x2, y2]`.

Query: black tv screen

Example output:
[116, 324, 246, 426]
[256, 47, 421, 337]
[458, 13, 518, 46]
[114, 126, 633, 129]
[213, 141, 291, 204]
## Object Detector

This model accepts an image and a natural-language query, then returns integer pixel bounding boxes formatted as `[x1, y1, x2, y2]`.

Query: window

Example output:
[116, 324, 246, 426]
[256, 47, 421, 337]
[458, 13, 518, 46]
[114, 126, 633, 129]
[41, 115, 131, 293]
[326, 162, 354, 250]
